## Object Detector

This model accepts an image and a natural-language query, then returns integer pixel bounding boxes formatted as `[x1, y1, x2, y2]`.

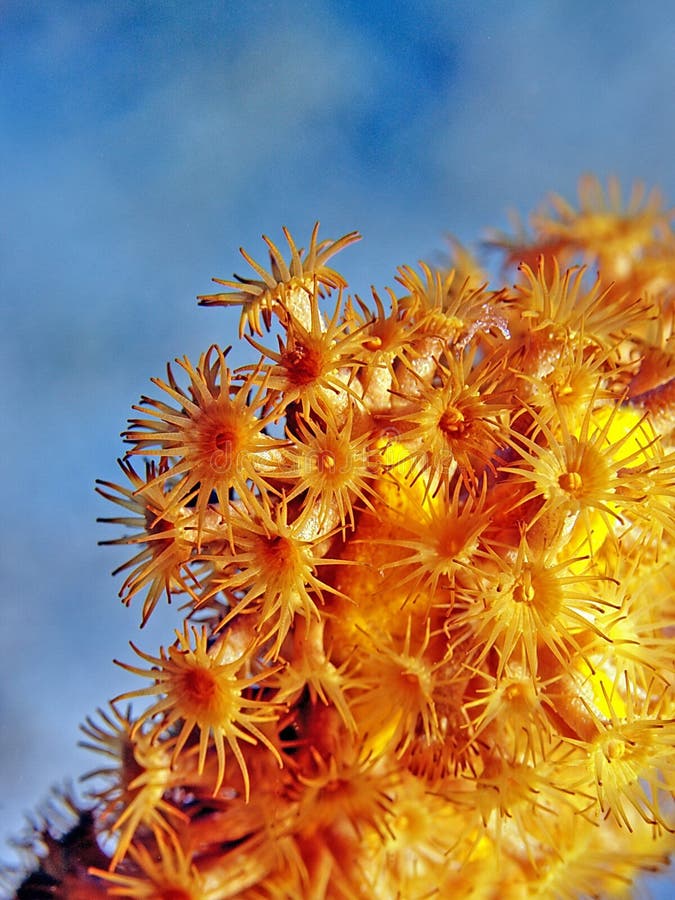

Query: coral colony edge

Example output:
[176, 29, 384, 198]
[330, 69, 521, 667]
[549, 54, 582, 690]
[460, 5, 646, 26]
[8, 176, 675, 899]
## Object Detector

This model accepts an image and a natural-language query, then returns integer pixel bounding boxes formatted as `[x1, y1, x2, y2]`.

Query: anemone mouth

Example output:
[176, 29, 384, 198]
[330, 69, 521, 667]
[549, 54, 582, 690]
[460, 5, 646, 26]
[512, 564, 563, 625]
[512, 580, 535, 604]
[317, 449, 337, 473]
[437, 521, 474, 561]
[283, 344, 324, 386]
[261, 533, 295, 566]
[558, 469, 584, 496]
[214, 428, 237, 452]
[558, 441, 611, 502]
[439, 405, 467, 438]
[181, 666, 218, 707]
[601, 736, 627, 762]
[197, 408, 247, 471]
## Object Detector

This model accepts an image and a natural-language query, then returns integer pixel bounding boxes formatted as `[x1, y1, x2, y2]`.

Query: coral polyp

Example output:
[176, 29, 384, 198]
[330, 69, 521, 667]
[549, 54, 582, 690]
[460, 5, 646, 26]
[12, 184, 675, 898]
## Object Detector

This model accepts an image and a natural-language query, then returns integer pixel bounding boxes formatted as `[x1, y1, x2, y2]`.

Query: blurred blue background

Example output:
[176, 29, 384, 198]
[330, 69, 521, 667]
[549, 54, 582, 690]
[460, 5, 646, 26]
[1, 0, 673, 893]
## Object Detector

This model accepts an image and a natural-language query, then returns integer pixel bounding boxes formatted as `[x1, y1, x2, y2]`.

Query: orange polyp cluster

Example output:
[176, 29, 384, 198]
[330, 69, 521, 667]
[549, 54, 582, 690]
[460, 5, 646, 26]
[13, 176, 675, 899]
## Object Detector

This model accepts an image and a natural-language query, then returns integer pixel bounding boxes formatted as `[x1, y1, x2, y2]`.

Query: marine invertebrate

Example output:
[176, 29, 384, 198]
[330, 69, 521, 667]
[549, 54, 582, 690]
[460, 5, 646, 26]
[123, 345, 284, 544]
[113, 623, 282, 798]
[10, 181, 675, 897]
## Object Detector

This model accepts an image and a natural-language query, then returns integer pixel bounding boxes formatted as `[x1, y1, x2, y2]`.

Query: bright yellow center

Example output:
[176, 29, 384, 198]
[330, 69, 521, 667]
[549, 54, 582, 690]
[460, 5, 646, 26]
[559, 470, 583, 495]
[318, 450, 336, 472]
[440, 406, 466, 437]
